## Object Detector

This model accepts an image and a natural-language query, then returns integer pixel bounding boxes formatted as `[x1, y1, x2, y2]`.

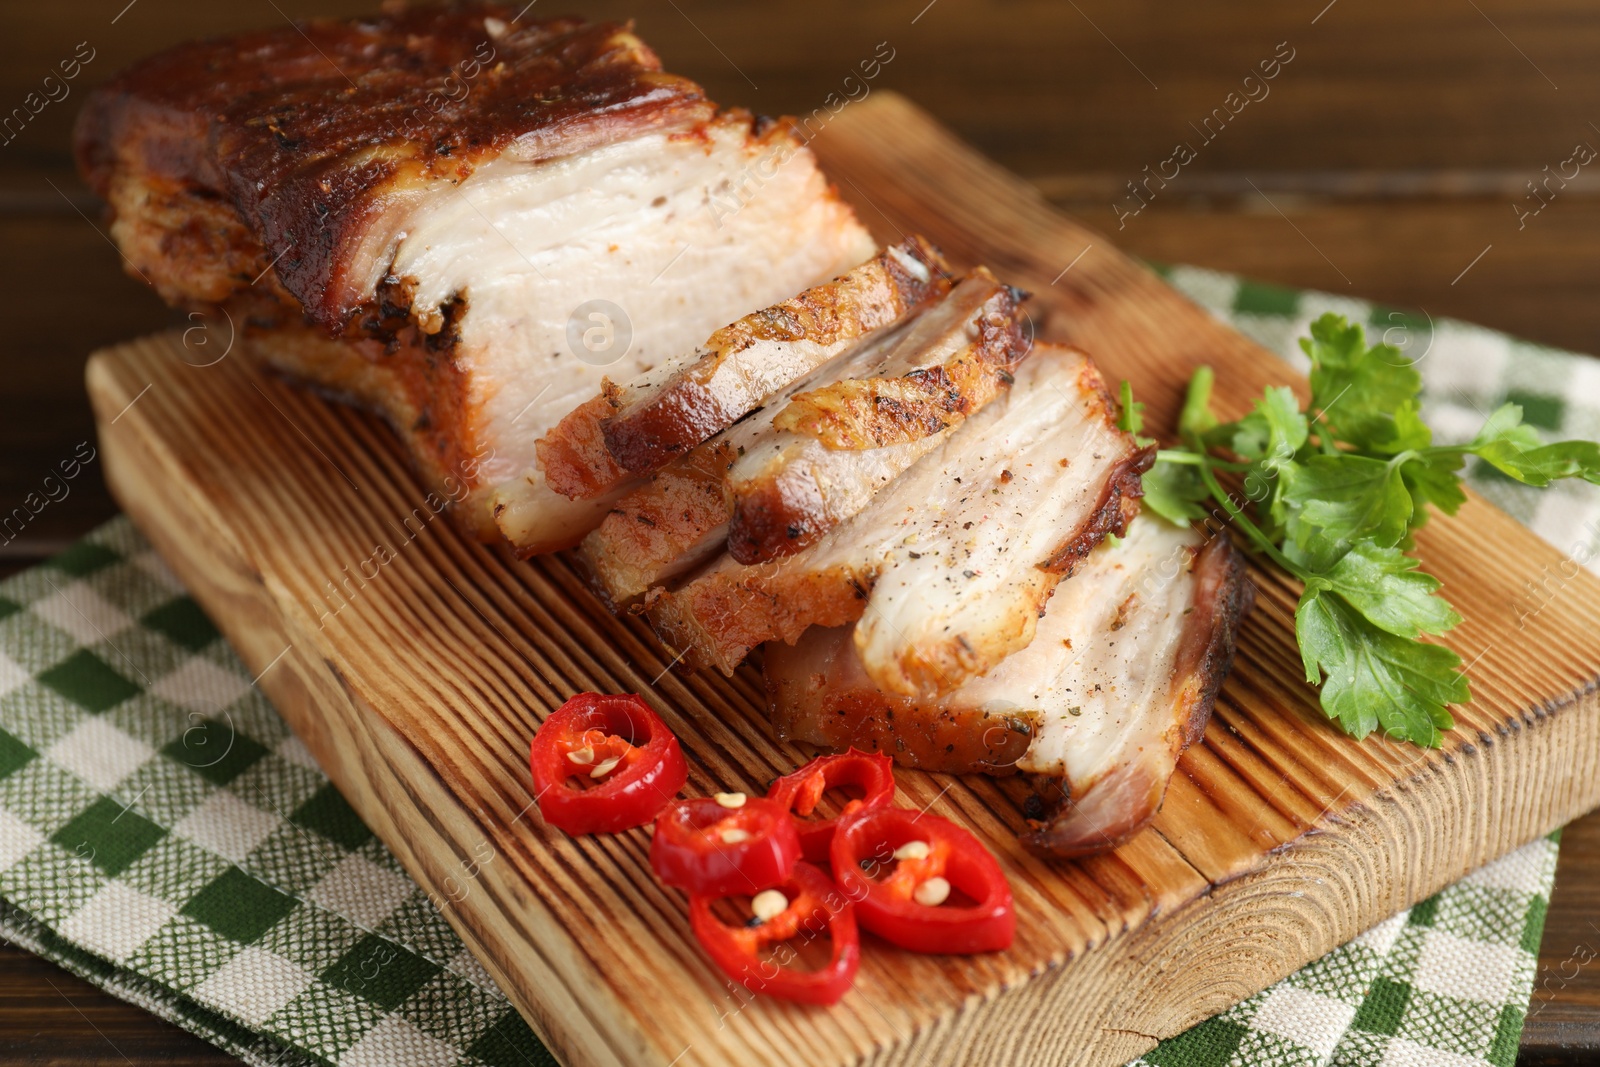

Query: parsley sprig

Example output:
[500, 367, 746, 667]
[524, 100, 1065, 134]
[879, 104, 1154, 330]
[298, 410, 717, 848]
[1122, 313, 1600, 747]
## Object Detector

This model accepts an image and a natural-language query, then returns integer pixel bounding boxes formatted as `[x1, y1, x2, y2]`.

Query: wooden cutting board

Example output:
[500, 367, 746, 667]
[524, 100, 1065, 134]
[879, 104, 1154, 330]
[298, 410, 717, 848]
[86, 93, 1600, 1067]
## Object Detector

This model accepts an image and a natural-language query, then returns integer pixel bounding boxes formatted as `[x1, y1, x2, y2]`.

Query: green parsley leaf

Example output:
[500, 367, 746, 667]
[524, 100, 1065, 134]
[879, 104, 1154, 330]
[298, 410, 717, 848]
[1359, 398, 1433, 455]
[1400, 450, 1468, 524]
[1475, 439, 1600, 486]
[1295, 588, 1465, 746]
[1470, 402, 1543, 451]
[1141, 458, 1211, 525]
[1116, 380, 1147, 437]
[1141, 314, 1600, 749]
[1231, 385, 1308, 465]
[1426, 402, 1600, 488]
[1178, 365, 1219, 439]
[1463, 404, 1600, 486]
[1301, 313, 1422, 450]
[1283, 452, 1415, 563]
[1232, 386, 1307, 533]
[1302, 542, 1462, 639]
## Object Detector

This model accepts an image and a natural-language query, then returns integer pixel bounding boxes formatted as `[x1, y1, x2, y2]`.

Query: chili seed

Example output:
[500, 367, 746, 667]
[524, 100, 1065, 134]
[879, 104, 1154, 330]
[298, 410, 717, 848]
[893, 840, 932, 861]
[720, 828, 751, 845]
[589, 756, 621, 778]
[566, 746, 595, 765]
[714, 792, 747, 809]
[913, 877, 951, 907]
[751, 889, 788, 922]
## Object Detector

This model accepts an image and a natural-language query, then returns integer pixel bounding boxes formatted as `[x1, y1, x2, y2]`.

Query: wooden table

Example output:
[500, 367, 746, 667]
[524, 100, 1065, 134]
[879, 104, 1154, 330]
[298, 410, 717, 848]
[1, 1, 1596, 1063]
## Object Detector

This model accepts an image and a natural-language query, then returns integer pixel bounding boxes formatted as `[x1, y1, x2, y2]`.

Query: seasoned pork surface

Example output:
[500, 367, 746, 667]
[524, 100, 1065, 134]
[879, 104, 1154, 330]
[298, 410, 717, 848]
[599, 239, 957, 477]
[76, 4, 874, 543]
[727, 272, 1030, 564]
[578, 271, 1030, 606]
[645, 344, 1151, 685]
[538, 237, 953, 502]
[765, 517, 1252, 856]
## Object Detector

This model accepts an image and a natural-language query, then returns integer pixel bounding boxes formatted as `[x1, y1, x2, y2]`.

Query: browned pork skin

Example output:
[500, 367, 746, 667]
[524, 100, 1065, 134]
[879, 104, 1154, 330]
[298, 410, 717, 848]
[645, 344, 1151, 688]
[764, 517, 1252, 857]
[600, 237, 953, 478]
[728, 273, 1031, 564]
[578, 272, 1029, 606]
[76, 5, 874, 545]
[538, 236, 954, 501]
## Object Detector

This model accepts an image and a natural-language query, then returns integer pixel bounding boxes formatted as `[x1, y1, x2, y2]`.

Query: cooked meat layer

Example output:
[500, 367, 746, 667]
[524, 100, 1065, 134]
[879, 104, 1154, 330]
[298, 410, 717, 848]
[536, 237, 952, 502]
[77, 5, 875, 545]
[577, 436, 735, 610]
[645, 344, 1150, 684]
[75, 8, 700, 323]
[77, 7, 712, 326]
[725, 273, 1030, 564]
[765, 516, 1252, 857]
[578, 272, 1030, 605]
[597, 237, 954, 477]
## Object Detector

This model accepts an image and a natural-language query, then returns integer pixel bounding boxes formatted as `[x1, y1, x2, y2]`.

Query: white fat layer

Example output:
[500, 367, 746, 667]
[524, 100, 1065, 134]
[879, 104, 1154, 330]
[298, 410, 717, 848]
[489, 464, 628, 550]
[614, 246, 956, 414]
[886, 243, 931, 283]
[606, 277, 992, 584]
[951, 516, 1200, 781]
[396, 128, 864, 482]
[621, 332, 835, 409]
[724, 274, 999, 490]
[605, 283, 997, 588]
[840, 349, 1129, 694]
[391, 122, 872, 547]
[616, 242, 969, 425]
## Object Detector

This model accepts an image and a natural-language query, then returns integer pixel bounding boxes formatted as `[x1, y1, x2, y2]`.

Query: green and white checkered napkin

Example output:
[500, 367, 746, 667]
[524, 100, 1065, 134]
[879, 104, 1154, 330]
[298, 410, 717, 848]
[0, 267, 1589, 1067]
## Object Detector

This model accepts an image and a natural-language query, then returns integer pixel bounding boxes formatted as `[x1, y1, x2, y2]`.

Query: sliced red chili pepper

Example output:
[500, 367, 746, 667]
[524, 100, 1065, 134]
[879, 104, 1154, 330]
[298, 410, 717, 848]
[651, 796, 801, 897]
[689, 860, 860, 1005]
[529, 693, 686, 835]
[830, 806, 1014, 954]
[766, 749, 896, 863]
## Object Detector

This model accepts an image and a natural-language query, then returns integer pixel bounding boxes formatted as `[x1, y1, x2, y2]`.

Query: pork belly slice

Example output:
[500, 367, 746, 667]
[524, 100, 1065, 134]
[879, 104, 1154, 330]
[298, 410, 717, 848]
[727, 273, 1031, 564]
[75, 5, 874, 544]
[765, 516, 1252, 857]
[538, 237, 954, 501]
[599, 240, 958, 477]
[578, 273, 1030, 606]
[645, 343, 1152, 686]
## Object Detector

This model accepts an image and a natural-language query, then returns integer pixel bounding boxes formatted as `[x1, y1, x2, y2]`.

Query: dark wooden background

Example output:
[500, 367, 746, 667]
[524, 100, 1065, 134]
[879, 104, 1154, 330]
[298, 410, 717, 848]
[1, 0, 1597, 1062]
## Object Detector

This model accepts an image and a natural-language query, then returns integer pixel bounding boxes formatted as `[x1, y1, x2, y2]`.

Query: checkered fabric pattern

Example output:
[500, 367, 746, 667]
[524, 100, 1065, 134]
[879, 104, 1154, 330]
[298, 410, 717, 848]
[0, 266, 1587, 1066]
[0, 528, 552, 1066]
[1128, 836, 1558, 1067]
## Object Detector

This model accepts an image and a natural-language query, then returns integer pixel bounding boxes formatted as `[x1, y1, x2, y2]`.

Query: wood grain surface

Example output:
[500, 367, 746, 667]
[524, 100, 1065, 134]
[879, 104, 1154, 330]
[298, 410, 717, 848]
[7, 1, 1600, 1062]
[76, 94, 1600, 1067]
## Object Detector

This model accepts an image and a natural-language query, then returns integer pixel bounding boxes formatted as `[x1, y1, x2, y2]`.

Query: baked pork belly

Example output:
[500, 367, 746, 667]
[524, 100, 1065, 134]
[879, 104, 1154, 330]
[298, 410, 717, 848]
[75, 4, 874, 544]
[645, 343, 1153, 687]
[536, 237, 953, 503]
[600, 240, 963, 477]
[728, 271, 1030, 564]
[765, 517, 1252, 857]
[578, 271, 1029, 605]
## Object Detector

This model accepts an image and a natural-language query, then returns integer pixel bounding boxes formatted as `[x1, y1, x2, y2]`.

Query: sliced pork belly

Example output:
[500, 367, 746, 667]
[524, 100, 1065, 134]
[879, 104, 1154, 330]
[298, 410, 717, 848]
[579, 273, 1029, 605]
[75, 6, 874, 544]
[727, 273, 1030, 564]
[645, 344, 1152, 685]
[764, 517, 1252, 857]
[599, 239, 955, 478]
[537, 237, 953, 502]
